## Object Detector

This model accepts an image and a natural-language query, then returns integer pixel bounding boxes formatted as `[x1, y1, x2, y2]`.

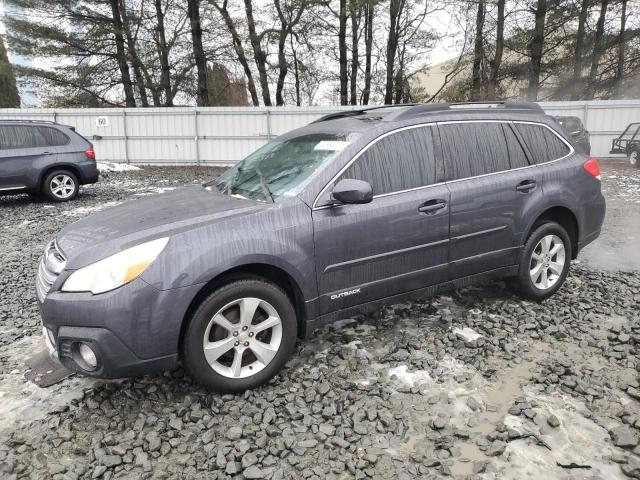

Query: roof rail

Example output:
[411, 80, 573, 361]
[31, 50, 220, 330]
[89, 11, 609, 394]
[0, 119, 57, 124]
[450, 101, 544, 112]
[310, 104, 418, 124]
[386, 100, 543, 122]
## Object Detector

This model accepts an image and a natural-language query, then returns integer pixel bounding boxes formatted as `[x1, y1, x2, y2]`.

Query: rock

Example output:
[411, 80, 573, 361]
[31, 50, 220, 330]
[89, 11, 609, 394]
[244, 465, 265, 479]
[547, 415, 560, 428]
[487, 441, 506, 457]
[101, 455, 122, 468]
[431, 417, 447, 430]
[168, 418, 183, 431]
[225, 461, 240, 475]
[466, 397, 482, 412]
[622, 458, 640, 479]
[611, 426, 639, 448]
[226, 426, 243, 440]
[92, 466, 107, 478]
[242, 453, 258, 469]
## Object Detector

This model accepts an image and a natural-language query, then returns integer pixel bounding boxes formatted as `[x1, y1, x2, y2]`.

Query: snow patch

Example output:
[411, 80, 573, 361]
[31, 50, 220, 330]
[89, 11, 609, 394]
[98, 162, 141, 172]
[388, 365, 432, 387]
[452, 327, 483, 342]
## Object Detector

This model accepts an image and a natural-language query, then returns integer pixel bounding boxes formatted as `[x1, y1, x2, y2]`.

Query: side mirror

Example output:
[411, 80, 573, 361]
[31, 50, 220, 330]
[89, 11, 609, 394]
[330, 179, 373, 205]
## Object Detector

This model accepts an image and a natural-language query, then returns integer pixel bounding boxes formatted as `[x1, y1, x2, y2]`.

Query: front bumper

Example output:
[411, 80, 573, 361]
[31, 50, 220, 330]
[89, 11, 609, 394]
[38, 277, 203, 379]
[49, 326, 177, 378]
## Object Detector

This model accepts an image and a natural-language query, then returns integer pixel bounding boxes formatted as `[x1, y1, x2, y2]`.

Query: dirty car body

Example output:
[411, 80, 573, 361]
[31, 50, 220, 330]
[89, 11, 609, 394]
[37, 102, 606, 391]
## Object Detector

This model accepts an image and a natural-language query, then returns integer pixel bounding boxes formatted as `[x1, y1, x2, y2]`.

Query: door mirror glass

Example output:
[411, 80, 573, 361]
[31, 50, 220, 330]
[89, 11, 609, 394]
[331, 179, 373, 205]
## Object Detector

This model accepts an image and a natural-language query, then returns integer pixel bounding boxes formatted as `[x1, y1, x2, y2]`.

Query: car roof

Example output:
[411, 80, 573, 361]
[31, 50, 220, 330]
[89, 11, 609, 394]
[283, 101, 555, 141]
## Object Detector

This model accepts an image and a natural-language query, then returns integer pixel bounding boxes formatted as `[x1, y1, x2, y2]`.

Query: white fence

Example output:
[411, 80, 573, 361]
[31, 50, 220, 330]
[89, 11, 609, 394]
[0, 101, 638, 165]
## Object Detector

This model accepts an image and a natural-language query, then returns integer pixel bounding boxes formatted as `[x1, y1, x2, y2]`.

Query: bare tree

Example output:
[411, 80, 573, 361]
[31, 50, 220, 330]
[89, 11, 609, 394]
[109, 0, 136, 106]
[187, 0, 209, 106]
[486, 0, 505, 99]
[586, 0, 609, 98]
[614, 0, 628, 98]
[526, 0, 547, 101]
[471, 0, 486, 100]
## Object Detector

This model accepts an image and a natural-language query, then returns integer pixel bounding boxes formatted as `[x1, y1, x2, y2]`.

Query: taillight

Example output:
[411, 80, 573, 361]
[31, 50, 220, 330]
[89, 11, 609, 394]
[583, 157, 600, 180]
[85, 146, 95, 160]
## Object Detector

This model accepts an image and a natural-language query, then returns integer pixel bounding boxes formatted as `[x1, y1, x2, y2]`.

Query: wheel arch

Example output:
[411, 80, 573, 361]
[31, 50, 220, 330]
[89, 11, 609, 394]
[525, 206, 579, 259]
[39, 164, 82, 191]
[179, 263, 309, 357]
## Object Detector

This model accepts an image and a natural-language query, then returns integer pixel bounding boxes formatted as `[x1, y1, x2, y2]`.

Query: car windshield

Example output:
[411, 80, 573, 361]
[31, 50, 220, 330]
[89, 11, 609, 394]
[212, 132, 361, 200]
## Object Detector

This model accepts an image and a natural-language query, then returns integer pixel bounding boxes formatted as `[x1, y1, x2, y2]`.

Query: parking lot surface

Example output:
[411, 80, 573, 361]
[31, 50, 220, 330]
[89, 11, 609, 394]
[1, 161, 639, 480]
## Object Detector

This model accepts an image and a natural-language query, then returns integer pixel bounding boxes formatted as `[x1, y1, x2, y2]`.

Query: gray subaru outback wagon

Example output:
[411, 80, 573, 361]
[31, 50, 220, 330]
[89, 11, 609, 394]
[0, 120, 98, 201]
[36, 102, 605, 392]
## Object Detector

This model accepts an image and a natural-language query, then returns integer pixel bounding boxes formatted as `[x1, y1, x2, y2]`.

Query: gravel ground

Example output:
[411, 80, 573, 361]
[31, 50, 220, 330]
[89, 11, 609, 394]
[1, 162, 639, 480]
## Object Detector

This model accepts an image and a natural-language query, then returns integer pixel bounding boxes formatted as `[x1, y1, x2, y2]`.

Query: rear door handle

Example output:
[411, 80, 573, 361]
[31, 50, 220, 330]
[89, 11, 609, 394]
[418, 199, 447, 214]
[516, 180, 536, 193]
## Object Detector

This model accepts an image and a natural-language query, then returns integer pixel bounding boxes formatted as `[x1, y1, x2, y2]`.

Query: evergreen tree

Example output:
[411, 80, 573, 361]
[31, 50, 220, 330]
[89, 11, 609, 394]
[0, 35, 21, 108]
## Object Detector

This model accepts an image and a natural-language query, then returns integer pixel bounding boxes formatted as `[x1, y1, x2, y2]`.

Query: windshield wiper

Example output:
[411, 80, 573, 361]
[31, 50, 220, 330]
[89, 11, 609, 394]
[256, 168, 275, 203]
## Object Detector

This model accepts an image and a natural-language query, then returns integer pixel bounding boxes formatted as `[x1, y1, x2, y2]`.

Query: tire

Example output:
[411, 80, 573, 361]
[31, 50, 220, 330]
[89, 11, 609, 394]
[510, 221, 572, 301]
[182, 278, 297, 393]
[628, 149, 640, 169]
[42, 169, 79, 202]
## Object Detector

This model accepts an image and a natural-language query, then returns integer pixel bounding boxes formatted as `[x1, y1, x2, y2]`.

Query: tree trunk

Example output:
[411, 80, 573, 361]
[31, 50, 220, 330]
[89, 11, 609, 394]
[471, 0, 486, 100]
[187, 0, 209, 106]
[244, 0, 272, 106]
[349, 1, 361, 105]
[527, 0, 546, 101]
[119, 0, 149, 107]
[338, 0, 348, 105]
[394, 45, 404, 103]
[614, 0, 627, 98]
[362, 0, 374, 105]
[154, 0, 173, 106]
[109, 0, 136, 107]
[487, 0, 504, 100]
[385, 0, 402, 105]
[212, 1, 260, 106]
[571, 0, 589, 99]
[275, 25, 288, 106]
[587, 0, 609, 99]
[290, 35, 301, 106]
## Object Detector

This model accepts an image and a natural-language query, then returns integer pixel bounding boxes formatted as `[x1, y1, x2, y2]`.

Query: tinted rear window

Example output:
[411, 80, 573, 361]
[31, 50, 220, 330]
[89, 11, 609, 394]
[0, 126, 48, 149]
[440, 122, 511, 180]
[340, 126, 436, 196]
[514, 123, 571, 164]
[38, 126, 70, 146]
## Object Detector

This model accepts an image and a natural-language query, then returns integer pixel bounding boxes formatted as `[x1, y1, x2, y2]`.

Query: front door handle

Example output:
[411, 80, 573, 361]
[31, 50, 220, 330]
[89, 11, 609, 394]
[418, 199, 447, 214]
[516, 180, 537, 193]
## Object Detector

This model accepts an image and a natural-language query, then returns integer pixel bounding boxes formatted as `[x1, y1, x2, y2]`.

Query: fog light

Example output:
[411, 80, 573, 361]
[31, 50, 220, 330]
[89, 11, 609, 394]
[78, 343, 98, 369]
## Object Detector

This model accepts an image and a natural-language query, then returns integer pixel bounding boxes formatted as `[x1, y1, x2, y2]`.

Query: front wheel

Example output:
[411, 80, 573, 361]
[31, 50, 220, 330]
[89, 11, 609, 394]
[510, 222, 572, 301]
[182, 278, 297, 392]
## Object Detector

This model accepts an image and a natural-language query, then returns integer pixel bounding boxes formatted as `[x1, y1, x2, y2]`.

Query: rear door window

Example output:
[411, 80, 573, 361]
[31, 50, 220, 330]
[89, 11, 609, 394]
[339, 126, 437, 196]
[439, 122, 511, 180]
[0, 126, 48, 149]
[513, 123, 571, 164]
[38, 127, 70, 146]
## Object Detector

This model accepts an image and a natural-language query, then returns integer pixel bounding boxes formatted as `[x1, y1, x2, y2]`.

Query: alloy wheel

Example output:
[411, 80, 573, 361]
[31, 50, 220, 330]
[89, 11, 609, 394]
[529, 234, 566, 290]
[202, 297, 282, 379]
[50, 174, 76, 199]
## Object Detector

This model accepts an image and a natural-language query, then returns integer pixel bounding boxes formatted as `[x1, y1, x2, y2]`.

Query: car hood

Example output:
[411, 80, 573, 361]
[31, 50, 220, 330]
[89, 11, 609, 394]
[56, 186, 269, 269]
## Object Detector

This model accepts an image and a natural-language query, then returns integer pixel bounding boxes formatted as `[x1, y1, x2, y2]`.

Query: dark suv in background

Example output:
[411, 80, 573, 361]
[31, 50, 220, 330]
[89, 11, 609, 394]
[0, 120, 98, 201]
[554, 115, 591, 154]
[36, 102, 605, 392]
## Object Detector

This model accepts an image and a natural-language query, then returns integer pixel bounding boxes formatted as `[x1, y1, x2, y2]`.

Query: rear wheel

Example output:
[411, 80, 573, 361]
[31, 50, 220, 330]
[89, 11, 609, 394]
[510, 222, 571, 301]
[628, 149, 640, 169]
[42, 170, 79, 202]
[182, 278, 297, 392]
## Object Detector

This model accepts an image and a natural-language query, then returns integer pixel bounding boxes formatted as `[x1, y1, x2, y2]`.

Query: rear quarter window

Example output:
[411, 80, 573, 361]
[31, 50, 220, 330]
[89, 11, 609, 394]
[514, 123, 571, 164]
[38, 126, 70, 146]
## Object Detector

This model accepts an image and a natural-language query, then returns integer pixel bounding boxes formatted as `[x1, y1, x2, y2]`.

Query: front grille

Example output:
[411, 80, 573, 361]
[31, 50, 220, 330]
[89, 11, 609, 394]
[36, 240, 66, 302]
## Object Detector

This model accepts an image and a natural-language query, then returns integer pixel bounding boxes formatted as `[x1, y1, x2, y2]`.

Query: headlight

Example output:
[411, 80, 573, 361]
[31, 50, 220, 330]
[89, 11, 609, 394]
[61, 237, 169, 294]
